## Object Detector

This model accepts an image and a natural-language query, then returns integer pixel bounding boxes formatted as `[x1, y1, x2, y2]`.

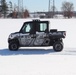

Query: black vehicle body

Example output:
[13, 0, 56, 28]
[8, 20, 66, 52]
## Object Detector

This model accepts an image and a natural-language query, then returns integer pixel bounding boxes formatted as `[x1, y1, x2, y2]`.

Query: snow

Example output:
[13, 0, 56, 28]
[0, 19, 76, 75]
[1, 49, 76, 75]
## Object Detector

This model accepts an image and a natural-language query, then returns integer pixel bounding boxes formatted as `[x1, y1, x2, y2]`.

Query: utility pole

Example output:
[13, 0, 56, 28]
[22, 0, 23, 11]
[9, 1, 12, 14]
[48, 0, 51, 18]
[22, 0, 24, 18]
[53, 0, 55, 18]
[48, 0, 50, 12]
[18, 0, 23, 18]
[18, 0, 19, 17]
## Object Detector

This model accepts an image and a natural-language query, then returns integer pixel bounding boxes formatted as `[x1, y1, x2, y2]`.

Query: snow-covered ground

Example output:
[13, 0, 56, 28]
[0, 19, 76, 75]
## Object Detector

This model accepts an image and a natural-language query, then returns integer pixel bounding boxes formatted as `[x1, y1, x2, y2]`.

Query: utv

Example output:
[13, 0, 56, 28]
[8, 20, 66, 52]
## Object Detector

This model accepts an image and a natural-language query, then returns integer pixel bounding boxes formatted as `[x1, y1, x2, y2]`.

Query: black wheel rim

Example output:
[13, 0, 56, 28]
[11, 44, 17, 50]
[55, 44, 62, 50]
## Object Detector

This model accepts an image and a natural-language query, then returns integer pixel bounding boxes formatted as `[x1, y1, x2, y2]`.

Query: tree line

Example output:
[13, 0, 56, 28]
[0, 0, 74, 18]
[0, 0, 30, 18]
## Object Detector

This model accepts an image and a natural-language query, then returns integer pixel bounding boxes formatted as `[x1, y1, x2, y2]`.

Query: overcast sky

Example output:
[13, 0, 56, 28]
[6, 0, 76, 12]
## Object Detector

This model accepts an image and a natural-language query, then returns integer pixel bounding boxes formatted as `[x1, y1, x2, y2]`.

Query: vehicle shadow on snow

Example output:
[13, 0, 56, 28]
[0, 48, 55, 56]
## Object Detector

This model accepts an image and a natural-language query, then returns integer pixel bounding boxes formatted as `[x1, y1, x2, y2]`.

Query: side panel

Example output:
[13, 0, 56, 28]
[19, 33, 33, 46]
[34, 33, 44, 45]
[34, 33, 50, 46]
[49, 31, 66, 38]
[19, 33, 50, 46]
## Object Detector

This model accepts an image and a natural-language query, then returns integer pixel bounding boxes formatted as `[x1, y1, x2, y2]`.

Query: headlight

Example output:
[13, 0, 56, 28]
[8, 33, 15, 39]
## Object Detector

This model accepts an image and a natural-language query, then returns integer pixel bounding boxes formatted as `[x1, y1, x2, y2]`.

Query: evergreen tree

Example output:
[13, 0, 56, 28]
[1, 0, 8, 18]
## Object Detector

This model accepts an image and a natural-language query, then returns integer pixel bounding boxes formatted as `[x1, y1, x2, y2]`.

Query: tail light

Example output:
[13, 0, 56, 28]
[63, 31, 66, 36]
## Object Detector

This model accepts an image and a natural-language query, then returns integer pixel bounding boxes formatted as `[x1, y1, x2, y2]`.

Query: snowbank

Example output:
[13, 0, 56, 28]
[0, 19, 76, 49]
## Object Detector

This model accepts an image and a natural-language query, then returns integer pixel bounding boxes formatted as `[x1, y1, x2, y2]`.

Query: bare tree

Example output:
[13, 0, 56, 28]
[61, 1, 74, 18]
[12, 8, 17, 18]
[23, 9, 30, 18]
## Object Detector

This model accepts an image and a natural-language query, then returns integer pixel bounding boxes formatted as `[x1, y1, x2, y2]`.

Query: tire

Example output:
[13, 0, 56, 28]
[53, 42, 63, 52]
[9, 42, 19, 51]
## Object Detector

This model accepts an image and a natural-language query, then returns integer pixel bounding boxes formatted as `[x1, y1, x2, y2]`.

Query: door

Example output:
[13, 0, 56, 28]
[19, 22, 34, 46]
[34, 22, 50, 46]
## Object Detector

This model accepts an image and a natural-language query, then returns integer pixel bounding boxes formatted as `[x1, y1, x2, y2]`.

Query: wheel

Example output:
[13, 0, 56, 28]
[9, 42, 19, 51]
[53, 42, 63, 52]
